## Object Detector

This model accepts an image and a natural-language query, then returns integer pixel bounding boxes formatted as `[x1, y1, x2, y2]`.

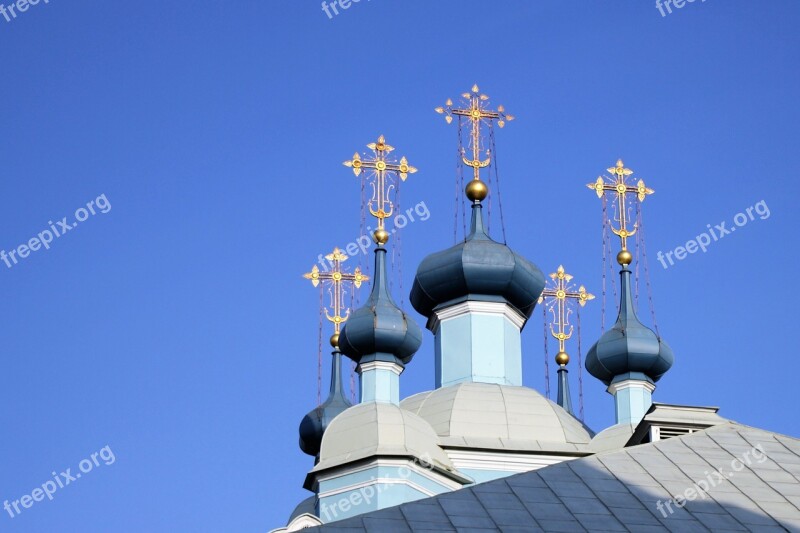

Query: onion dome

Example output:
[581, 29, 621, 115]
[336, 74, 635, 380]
[298, 349, 352, 457]
[410, 196, 545, 320]
[339, 245, 422, 365]
[586, 265, 674, 386]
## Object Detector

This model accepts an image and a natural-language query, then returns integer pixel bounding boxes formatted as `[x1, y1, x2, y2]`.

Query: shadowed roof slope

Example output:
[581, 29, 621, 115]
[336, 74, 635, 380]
[307, 423, 800, 532]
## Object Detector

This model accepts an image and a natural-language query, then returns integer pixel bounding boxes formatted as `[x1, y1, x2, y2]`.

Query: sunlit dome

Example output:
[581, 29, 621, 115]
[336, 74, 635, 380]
[401, 382, 593, 450]
[312, 402, 456, 473]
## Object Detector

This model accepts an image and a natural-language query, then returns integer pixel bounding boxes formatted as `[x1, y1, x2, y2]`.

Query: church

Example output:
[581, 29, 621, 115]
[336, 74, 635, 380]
[272, 86, 800, 532]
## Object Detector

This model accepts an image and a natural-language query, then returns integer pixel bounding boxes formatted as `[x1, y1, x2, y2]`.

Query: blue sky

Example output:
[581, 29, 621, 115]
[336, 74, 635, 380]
[1, 1, 798, 531]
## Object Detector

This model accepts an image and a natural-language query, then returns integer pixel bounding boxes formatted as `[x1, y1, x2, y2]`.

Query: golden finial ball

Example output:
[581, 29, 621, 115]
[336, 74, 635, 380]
[555, 351, 570, 366]
[617, 250, 633, 266]
[329, 333, 339, 348]
[465, 179, 489, 202]
[372, 228, 390, 245]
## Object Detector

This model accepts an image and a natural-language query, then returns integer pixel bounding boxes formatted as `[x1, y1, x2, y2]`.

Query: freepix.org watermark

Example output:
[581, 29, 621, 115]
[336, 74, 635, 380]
[321, 0, 369, 20]
[4, 445, 116, 519]
[0, 0, 50, 23]
[320, 453, 433, 522]
[314, 200, 430, 273]
[656, 200, 769, 269]
[656, 444, 767, 518]
[656, 0, 706, 18]
[1, 193, 111, 269]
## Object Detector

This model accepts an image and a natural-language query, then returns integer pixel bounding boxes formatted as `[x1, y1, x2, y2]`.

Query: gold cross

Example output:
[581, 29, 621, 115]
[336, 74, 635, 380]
[343, 135, 417, 233]
[538, 265, 594, 364]
[303, 247, 368, 335]
[435, 84, 514, 182]
[587, 159, 654, 251]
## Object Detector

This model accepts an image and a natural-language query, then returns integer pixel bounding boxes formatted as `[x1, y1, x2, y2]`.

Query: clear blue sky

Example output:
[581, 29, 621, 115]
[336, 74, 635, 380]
[1, 1, 798, 531]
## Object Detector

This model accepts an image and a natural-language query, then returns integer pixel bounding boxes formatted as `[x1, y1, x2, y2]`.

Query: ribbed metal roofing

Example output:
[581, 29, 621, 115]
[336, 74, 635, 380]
[401, 383, 594, 452]
[308, 423, 800, 532]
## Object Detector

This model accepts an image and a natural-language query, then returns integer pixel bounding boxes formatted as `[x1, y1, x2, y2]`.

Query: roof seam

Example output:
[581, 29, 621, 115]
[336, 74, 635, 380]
[497, 383, 512, 440]
[620, 446, 711, 531]
[708, 427, 800, 515]
[649, 436, 752, 531]
[699, 429, 789, 522]
[561, 461, 637, 532]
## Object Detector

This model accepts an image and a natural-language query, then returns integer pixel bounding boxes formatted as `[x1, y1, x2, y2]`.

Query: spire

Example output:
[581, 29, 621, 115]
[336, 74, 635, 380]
[585, 160, 673, 425]
[299, 247, 368, 457]
[468, 198, 490, 240]
[339, 136, 422, 404]
[557, 366, 573, 415]
[538, 265, 594, 416]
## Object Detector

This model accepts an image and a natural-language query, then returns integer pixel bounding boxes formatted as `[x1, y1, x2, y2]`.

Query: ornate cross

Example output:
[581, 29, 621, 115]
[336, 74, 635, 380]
[538, 265, 594, 365]
[587, 159, 654, 251]
[343, 135, 417, 232]
[435, 84, 514, 182]
[303, 247, 368, 336]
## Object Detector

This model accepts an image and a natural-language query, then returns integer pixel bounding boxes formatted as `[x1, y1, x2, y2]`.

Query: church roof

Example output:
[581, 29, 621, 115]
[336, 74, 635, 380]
[306, 423, 800, 531]
[401, 383, 593, 453]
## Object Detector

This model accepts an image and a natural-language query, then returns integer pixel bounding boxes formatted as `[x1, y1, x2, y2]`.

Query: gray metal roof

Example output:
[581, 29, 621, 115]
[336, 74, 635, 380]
[307, 423, 800, 532]
[401, 383, 593, 452]
[310, 402, 457, 475]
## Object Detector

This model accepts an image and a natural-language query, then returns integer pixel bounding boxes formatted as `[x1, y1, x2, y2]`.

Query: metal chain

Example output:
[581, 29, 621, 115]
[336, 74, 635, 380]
[543, 304, 551, 399]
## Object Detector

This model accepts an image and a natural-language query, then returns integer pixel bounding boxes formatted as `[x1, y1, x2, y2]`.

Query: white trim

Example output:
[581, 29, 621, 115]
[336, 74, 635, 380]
[607, 379, 656, 395]
[316, 458, 464, 496]
[445, 449, 575, 474]
[428, 301, 526, 332]
[357, 361, 403, 376]
[269, 513, 323, 533]
[648, 425, 698, 442]
[319, 476, 438, 500]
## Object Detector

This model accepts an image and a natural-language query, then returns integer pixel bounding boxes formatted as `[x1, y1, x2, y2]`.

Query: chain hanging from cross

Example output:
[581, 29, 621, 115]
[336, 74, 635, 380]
[435, 84, 514, 184]
[303, 247, 368, 343]
[587, 159, 654, 253]
[538, 265, 595, 366]
[343, 135, 417, 240]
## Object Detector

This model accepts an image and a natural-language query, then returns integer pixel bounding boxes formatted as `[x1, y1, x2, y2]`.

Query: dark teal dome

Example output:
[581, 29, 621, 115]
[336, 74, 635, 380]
[298, 351, 352, 457]
[410, 202, 545, 319]
[339, 247, 422, 365]
[586, 266, 674, 386]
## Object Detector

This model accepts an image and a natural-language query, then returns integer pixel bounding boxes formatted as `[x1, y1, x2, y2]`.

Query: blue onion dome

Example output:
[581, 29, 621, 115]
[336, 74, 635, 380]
[586, 265, 674, 386]
[298, 349, 352, 457]
[410, 196, 545, 320]
[338, 245, 422, 365]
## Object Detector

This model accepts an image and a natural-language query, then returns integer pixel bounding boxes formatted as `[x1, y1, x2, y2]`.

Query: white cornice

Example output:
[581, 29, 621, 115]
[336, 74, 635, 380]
[317, 458, 464, 497]
[428, 301, 526, 332]
[607, 379, 656, 395]
[444, 449, 576, 473]
[358, 361, 403, 376]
